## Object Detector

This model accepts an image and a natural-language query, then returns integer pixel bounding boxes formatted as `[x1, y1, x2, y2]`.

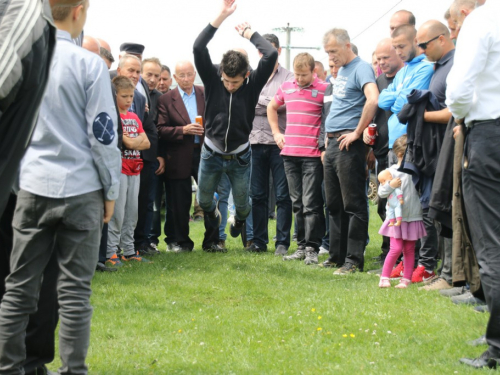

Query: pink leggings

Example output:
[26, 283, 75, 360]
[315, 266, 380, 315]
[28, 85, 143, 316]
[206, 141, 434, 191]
[381, 238, 416, 280]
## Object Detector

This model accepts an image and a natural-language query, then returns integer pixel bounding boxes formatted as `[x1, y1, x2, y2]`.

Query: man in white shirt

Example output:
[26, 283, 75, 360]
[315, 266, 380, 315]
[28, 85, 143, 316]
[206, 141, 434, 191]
[446, 0, 500, 369]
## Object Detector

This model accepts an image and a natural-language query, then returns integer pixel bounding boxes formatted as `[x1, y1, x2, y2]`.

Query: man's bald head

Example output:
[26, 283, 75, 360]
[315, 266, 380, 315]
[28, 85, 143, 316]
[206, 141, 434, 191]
[390, 10, 416, 36]
[417, 20, 454, 62]
[419, 20, 450, 39]
[175, 60, 195, 73]
[174, 60, 196, 93]
[97, 38, 111, 52]
[375, 38, 404, 77]
[82, 36, 100, 55]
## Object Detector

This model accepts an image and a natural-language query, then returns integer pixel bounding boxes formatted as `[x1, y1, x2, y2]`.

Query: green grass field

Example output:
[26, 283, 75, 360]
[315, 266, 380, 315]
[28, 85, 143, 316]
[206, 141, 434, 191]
[50, 204, 488, 374]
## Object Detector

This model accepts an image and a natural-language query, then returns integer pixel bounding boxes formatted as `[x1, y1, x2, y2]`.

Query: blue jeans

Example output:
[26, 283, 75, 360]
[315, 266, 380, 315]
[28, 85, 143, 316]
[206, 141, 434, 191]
[217, 174, 253, 241]
[251, 144, 292, 249]
[197, 145, 252, 245]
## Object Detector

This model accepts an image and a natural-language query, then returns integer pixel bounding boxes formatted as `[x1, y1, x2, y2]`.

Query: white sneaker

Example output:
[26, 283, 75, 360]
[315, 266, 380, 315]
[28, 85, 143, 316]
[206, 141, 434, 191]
[319, 246, 329, 255]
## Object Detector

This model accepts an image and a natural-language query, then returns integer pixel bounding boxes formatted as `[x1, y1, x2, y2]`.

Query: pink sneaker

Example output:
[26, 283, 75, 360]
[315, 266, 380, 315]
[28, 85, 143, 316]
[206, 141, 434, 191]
[395, 278, 411, 289]
[379, 277, 391, 288]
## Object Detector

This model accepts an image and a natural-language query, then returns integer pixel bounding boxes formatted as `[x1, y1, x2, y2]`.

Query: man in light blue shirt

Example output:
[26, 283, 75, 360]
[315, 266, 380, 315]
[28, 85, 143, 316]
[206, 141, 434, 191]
[0, 1, 121, 373]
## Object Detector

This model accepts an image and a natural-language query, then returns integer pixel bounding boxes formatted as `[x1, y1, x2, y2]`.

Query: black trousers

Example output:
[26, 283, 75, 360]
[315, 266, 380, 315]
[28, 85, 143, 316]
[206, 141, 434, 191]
[324, 138, 368, 269]
[0, 195, 59, 373]
[134, 160, 154, 247]
[283, 156, 324, 250]
[98, 224, 108, 263]
[463, 122, 500, 356]
[165, 178, 194, 249]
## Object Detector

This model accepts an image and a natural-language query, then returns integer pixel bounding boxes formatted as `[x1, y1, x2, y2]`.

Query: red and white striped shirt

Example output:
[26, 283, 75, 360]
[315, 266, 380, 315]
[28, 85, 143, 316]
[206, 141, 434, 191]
[274, 77, 328, 157]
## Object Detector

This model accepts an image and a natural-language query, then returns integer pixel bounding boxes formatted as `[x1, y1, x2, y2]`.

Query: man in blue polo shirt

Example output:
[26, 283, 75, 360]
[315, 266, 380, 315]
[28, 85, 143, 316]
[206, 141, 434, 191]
[321, 28, 379, 275]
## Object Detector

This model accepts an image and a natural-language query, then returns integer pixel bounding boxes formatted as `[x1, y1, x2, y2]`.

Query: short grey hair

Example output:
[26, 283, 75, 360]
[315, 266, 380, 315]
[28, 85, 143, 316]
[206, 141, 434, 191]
[99, 47, 114, 63]
[323, 28, 350, 46]
[118, 54, 141, 69]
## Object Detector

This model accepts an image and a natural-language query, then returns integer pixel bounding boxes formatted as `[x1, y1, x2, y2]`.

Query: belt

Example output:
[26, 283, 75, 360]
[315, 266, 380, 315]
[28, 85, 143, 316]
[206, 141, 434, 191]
[327, 130, 352, 138]
[204, 144, 250, 160]
[469, 118, 500, 128]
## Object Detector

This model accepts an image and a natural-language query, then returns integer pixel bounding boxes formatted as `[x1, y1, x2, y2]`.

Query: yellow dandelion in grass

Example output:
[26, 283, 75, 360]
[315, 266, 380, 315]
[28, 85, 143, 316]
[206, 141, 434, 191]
[317, 327, 322, 331]
[342, 334, 347, 338]
[318, 316, 322, 320]
[178, 329, 183, 333]
[191, 319, 195, 321]
[350, 334, 355, 338]
[311, 308, 316, 312]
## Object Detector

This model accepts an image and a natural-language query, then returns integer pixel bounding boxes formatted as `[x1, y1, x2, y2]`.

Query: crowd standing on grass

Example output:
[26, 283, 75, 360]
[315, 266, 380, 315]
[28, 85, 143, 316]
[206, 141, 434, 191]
[0, 0, 498, 373]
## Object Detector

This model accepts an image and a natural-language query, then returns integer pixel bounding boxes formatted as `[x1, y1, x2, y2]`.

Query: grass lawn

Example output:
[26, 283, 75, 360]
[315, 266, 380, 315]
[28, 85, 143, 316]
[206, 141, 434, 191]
[50, 204, 488, 374]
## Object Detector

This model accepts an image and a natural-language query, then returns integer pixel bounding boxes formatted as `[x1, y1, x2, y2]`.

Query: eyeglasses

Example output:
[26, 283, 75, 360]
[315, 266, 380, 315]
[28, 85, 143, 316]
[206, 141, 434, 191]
[176, 73, 195, 80]
[417, 34, 444, 50]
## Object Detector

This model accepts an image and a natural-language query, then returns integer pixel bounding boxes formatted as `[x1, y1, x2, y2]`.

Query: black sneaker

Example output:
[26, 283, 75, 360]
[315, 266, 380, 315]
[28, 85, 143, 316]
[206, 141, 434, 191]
[96, 262, 117, 272]
[283, 246, 306, 261]
[148, 243, 161, 255]
[116, 245, 123, 257]
[319, 259, 337, 268]
[246, 243, 267, 253]
[205, 204, 222, 229]
[333, 262, 357, 275]
[230, 219, 245, 238]
[136, 243, 155, 256]
[304, 247, 318, 265]
[203, 243, 227, 253]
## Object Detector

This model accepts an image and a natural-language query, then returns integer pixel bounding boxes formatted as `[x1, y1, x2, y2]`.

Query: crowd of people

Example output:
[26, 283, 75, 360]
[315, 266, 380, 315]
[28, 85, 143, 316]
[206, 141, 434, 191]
[0, 0, 499, 373]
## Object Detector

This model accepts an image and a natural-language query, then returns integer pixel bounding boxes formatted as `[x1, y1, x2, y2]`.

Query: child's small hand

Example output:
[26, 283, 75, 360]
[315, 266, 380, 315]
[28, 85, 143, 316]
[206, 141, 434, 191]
[123, 131, 130, 138]
[399, 198, 404, 205]
[389, 178, 401, 188]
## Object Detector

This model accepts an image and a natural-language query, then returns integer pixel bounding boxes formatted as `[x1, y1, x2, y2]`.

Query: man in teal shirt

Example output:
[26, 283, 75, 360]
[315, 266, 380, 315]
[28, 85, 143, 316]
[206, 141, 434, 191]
[379, 24, 434, 149]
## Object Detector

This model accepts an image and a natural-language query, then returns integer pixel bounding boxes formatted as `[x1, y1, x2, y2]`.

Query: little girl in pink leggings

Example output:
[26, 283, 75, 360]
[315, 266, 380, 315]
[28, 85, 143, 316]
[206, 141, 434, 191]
[377, 135, 426, 289]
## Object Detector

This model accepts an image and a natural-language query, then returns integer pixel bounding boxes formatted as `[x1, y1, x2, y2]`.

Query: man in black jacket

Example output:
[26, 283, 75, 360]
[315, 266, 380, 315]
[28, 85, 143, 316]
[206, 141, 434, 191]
[193, 0, 278, 251]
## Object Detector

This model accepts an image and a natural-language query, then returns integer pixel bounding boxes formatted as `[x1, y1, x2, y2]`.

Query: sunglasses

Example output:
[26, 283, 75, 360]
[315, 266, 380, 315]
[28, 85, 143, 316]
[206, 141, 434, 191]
[417, 34, 444, 50]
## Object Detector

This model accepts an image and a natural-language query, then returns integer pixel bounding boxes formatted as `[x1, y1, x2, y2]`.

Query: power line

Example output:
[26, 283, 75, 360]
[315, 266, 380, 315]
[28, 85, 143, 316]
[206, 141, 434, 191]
[351, 0, 404, 41]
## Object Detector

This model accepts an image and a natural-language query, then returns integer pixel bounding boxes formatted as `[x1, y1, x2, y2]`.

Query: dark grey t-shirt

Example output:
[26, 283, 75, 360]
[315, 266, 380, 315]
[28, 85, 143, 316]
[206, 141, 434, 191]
[429, 49, 455, 109]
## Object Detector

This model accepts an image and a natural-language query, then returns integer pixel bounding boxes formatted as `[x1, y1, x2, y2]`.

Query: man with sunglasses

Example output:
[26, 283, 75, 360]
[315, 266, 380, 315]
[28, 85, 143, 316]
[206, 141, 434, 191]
[415, 21, 456, 290]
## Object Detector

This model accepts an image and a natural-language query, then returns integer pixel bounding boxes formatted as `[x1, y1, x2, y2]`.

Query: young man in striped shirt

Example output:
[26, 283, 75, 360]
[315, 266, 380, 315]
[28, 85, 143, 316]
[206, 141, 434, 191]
[267, 53, 328, 265]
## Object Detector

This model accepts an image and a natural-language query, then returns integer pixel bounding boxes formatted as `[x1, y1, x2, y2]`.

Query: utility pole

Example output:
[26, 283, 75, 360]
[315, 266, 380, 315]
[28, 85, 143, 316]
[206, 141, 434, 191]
[272, 23, 321, 69]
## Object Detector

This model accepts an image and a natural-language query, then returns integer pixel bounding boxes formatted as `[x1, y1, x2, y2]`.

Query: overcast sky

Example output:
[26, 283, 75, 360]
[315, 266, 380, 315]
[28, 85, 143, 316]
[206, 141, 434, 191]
[85, 0, 451, 77]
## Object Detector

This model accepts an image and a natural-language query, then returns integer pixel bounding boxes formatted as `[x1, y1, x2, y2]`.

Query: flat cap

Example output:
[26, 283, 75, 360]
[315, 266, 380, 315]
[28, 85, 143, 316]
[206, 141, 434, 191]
[119, 43, 145, 55]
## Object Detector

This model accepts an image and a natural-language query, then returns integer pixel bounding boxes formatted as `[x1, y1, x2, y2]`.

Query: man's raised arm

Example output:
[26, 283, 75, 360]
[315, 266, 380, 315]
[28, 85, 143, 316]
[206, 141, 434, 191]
[193, 0, 238, 84]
